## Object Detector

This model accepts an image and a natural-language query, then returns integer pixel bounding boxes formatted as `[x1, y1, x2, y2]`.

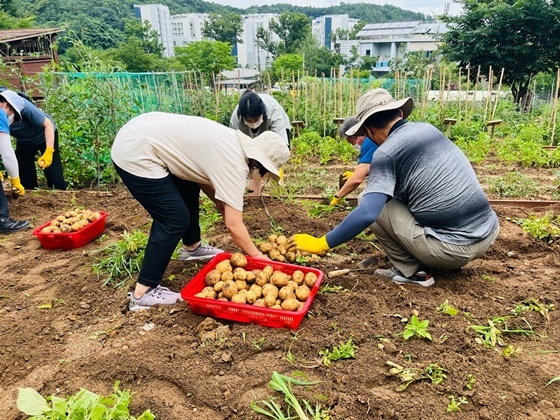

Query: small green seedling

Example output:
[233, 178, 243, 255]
[447, 395, 468, 412]
[436, 300, 459, 316]
[253, 337, 265, 350]
[403, 315, 432, 341]
[319, 284, 347, 293]
[386, 361, 446, 392]
[465, 374, 476, 390]
[319, 337, 358, 366]
[546, 375, 560, 386]
[481, 274, 497, 282]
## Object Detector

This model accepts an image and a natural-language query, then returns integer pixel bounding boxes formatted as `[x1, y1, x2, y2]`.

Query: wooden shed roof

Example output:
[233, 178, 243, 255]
[0, 28, 63, 43]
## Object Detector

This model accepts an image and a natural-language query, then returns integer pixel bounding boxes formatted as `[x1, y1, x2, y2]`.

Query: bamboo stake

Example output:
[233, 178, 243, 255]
[472, 65, 481, 119]
[323, 73, 327, 137]
[491, 68, 505, 121]
[457, 67, 462, 117]
[465, 67, 471, 118]
[484, 66, 493, 122]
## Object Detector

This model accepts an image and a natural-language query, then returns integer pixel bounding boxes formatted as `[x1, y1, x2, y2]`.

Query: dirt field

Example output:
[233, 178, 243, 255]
[1, 179, 560, 419]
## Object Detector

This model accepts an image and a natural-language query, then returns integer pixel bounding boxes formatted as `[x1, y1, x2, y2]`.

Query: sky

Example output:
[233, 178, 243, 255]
[209, 0, 463, 17]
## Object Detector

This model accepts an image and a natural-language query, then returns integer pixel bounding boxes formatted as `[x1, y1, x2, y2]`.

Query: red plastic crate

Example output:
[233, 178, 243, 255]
[33, 211, 108, 250]
[181, 253, 324, 329]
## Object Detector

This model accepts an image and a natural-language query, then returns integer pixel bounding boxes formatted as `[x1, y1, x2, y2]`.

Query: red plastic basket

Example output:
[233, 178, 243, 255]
[181, 253, 324, 329]
[33, 211, 108, 250]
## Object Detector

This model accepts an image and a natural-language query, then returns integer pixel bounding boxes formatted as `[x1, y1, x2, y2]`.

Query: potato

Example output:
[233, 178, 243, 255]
[221, 271, 234, 282]
[264, 294, 277, 307]
[205, 269, 221, 286]
[295, 285, 310, 301]
[263, 266, 274, 276]
[285, 251, 296, 262]
[249, 284, 263, 298]
[233, 267, 247, 280]
[287, 280, 298, 291]
[276, 235, 287, 245]
[231, 293, 246, 304]
[281, 298, 300, 311]
[254, 299, 266, 307]
[279, 286, 296, 301]
[49, 220, 60, 227]
[245, 271, 256, 282]
[213, 280, 224, 292]
[269, 234, 278, 243]
[202, 286, 217, 299]
[262, 283, 278, 299]
[215, 260, 233, 273]
[41, 226, 54, 234]
[268, 249, 281, 260]
[259, 242, 273, 253]
[271, 304, 282, 310]
[304, 272, 318, 288]
[221, 280, 238, 299]
[270, 272, 289, 287]
[255, 271, 269, 286]
[245, 290, 257, 304]
[60, 224, 71, 233]
[235, 279, 247, 291]
[292, 270, 305, 285]
[230, 252, 248, 267]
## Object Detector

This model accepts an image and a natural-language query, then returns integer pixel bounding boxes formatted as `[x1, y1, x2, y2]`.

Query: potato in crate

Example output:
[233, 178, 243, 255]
[33, 210, 108, 250]
[181, 253, 324, 329]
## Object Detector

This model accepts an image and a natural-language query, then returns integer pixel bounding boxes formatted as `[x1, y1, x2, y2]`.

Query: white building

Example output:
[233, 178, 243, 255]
[355, 21, 448, 75]
[236, 14, 279, 70]
[312, 14, 359, 50]
[171, 14, 209, 48]
[134, 4, 174, 57]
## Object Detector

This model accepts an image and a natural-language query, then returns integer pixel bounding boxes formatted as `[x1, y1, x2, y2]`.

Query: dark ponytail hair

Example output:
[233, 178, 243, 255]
[237, 91, 267, 120]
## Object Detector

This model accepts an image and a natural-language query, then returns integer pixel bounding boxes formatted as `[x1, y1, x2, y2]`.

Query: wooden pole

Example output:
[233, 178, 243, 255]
[550, 68, 560, 146]
[491, 68, 505, 121]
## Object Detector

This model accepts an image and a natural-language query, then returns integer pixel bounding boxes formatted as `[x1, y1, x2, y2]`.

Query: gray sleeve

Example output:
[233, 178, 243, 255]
[0, 133, 19, 178]
[229, 107, 240, 129]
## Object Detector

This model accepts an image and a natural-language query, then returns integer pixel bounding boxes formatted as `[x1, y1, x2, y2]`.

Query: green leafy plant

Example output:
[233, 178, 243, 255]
[468, 316, 536, 348]
[250, 371, 328, 420]
[465, 374, 476, 390]
[512, 298, 555, 321]
[403, 315, 432, 341]
[516, 212, 560, 243]
[436, 300, 459, 316]
[447, 395, 468, 412]
[17, 381, 154, 419]
[319, 337, 357, 366]
[386, 361, 446, 392]
[91, 229, 149, 288]
[319, 284, 347, 293]
[486, 171, 541, 198]
[546, 375, 560, 386]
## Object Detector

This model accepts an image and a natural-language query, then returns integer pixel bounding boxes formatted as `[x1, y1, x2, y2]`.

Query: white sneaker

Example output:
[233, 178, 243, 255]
[128, 285, 182, 311]
[178, 244, 224, 261]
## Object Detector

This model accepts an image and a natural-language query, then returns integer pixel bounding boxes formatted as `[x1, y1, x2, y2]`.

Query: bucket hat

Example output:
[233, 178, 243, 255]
[238, 130, 290, 182]
[0, 89, 24, 123]
[346, 88, 413, 136]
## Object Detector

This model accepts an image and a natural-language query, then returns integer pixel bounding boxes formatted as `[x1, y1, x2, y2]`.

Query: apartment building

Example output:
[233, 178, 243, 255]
[236, 14, 279, 70]
[171, 14, 209, 48]
[312, 14, 359, 50]
[133, 4, 174, 57]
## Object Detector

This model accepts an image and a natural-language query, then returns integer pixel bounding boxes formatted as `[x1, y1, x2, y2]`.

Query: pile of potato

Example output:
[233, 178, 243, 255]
[257, 234, 321, 263]
[40, 209, 102, 234]
[194, 252, 318, 312]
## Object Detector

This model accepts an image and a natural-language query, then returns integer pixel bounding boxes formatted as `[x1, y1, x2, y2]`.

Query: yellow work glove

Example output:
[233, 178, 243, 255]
[9, 176, 25, 196]
[37, 146, 55, 169]
[341, 171, 354, 181]
[0, 171, 3, 181]
[287, 234, 330, 255]
[329, 196, 342, 207]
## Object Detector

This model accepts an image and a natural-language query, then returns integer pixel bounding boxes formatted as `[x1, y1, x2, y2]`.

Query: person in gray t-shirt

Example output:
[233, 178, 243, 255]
[288, 88, 499, 287]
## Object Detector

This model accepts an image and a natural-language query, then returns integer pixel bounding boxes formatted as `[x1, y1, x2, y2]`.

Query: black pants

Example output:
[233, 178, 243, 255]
[0, 191, 9, 219]
[16, 131, 67, 190]
[114, 163, 201, 288]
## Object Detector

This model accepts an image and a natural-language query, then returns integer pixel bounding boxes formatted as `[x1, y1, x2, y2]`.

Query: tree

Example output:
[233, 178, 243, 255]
[175, 40, 236, 83]
[296, 34, 340, 77]
[271, 53, 304, 83]
[202, 13, 243, 45]
[441, 0, 560, 109]
[269, 12, 311, 56]
[123, 18, 164, 57]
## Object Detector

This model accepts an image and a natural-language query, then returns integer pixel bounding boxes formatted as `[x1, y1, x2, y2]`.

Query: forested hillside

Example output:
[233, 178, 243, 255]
[11, 0, 425, 51]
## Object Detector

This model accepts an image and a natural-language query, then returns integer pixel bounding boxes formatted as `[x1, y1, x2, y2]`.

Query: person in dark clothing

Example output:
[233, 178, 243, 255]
[0, 89, 66, 190]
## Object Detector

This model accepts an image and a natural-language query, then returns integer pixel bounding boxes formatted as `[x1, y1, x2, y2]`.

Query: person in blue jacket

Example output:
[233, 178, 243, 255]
[0, 93, 29, 233]
[0, 89, 66, 190]
[330, 116, 378, 206]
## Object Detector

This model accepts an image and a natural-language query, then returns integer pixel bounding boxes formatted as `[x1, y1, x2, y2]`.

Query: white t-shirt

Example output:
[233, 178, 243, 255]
[111, 113, 248, 211]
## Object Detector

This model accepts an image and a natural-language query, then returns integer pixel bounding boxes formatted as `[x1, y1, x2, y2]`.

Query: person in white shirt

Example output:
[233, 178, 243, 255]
[111, 112, 289, 311]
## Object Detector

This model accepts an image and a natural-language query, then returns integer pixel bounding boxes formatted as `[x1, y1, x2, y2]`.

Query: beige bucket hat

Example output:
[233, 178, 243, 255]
[0, 89, 24, 123]
[238, 130, 290, 182]
[346, 88, 413, 136]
